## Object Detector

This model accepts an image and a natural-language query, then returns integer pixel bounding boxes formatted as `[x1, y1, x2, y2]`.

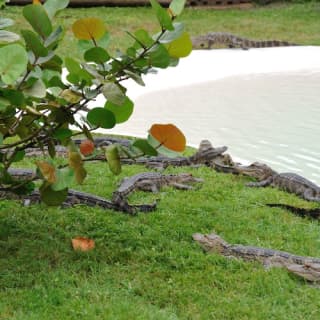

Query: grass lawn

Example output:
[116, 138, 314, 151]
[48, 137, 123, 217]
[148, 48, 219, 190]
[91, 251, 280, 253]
[1, 2, 320, 319]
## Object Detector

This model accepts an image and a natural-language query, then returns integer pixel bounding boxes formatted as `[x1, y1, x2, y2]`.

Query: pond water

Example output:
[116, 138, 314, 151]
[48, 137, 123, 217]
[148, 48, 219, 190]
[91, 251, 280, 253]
[102, 48, 320, 183]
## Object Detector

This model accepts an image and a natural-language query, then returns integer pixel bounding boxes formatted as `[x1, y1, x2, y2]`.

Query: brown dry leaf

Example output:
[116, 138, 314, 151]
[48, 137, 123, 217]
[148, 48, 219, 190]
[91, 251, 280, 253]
[36, 160, 56, 184]
[71, 237, 95, 251]
[149, 123, 186, 152]
[72, 18, 106, 41]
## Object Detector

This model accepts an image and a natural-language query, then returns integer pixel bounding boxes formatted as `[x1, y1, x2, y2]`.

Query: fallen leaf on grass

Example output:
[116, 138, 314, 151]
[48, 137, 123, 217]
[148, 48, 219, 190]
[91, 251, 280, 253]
[71, 237, 95, 251]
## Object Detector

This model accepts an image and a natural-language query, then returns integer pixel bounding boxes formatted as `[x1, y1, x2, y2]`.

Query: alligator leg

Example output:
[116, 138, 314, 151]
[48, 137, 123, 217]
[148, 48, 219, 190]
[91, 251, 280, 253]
[246, 176, 273, 187]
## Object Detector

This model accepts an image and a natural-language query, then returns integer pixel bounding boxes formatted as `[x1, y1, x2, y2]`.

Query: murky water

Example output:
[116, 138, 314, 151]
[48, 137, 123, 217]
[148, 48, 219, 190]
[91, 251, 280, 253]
[111, 71, 320, 183]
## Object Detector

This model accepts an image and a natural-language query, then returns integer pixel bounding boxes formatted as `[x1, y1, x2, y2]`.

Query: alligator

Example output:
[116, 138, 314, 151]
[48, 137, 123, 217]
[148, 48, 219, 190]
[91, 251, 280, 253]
[193, 232, 320, 282]
[192, 32, 298, 50]
[212, 161, 320, 202]
[112, 172, 203, 208]
[266, 203, 320, 219]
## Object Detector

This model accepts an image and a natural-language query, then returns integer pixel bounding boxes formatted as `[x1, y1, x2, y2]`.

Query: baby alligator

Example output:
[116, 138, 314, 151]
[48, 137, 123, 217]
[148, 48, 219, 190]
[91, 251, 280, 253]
[193, 232, 320, 282]
[192, 32, 297, 50]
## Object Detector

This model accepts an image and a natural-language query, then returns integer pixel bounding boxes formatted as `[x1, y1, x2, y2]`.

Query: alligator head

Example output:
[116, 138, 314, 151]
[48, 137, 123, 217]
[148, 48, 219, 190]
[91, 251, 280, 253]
[236, 162, 278, 181]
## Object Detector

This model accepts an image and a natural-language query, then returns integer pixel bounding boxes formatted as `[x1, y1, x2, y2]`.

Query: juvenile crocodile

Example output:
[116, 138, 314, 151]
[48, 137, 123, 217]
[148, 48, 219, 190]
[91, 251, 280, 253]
[112, 172, 203, 206]
[192, 32, 298, 50]
[193, 232, 320, 282]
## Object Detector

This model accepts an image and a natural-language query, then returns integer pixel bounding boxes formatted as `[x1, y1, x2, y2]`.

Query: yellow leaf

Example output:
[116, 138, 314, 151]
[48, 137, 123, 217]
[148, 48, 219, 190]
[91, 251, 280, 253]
[60, 89, 82, 104]
[149, 123, 186, 152]
[68, 151, 87, 184]
[167, 32, 192, 58]
[72, 17, 106, 41]
[71, 237, 95, 251]
[33, 0, 42, 4]
[36, 161, 56, 184]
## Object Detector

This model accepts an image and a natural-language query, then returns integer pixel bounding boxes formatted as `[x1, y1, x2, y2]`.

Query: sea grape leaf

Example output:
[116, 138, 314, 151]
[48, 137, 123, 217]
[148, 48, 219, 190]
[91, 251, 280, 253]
[87, 107, 116, 129]
[150, 0, 174, 31]
[11, 150, 25, 162]
[0, 44, 28, 85]
[68, 150, 87, 184]
[105, 145, 121, 175]
[53, 128, 72, 142]
[0, 30, 20, 43]
[169, 0, 186, 16]
[23, 4, 53, 39]
[149, 123, 186, 152]
[84, 47, 110, 64]
[148, 44, 170, 68]
[132, 139, 158, 156]
[124, 69, 145, 86]
[72, 17, 106, 41]
[77, 32, 110, 52]
[21, 30, 48, 57]
[167, 32, 192, 58]
[0, 18, 14, 29]
[36, 160, 56, 184]
[104, 96, 134, 124]
[102, 82, 126, 106]
[51, 167, 74, 191]
[24, 79, 46, 98]
[43, 0, 69, 19]
[39, 183, 68, 206]
[157, 22, 184, 44]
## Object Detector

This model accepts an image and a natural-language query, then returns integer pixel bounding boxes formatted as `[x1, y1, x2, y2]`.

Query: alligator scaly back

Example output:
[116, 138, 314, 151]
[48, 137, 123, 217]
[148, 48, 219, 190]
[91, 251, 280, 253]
[192, 32, 298, 50]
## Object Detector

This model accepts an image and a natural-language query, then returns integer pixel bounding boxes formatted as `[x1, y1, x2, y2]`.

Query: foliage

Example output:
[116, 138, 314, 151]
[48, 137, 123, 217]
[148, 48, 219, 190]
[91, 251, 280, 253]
[0, 0, 192, 205]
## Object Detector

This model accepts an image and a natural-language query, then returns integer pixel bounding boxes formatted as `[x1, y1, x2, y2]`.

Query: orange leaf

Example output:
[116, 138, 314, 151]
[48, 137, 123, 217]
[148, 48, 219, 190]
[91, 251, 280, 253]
[33, 0, 42, 4]
[72, 18, 106, 40]
[80, 139, 95, 156]
[36, 160, 56, 184]
[149, 123, 186, 152]
[71, 237, 95, 251]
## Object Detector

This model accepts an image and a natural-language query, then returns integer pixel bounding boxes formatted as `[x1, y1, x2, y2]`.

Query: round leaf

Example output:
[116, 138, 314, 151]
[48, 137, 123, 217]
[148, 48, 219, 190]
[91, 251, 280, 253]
[87, 107, 116, 129]
[167, 32, 192, 58]
[84, 47, 110, 63]
[72, 18, 106, 41]
[149, 123, 186, 152]
[0, 30, 20, 43]
[39, 184, 68, 206]
[0, 44, 28, 85]
[104, 97, 134, 124]
[105, 145, 121, 175]
[132, 139, 158, 156]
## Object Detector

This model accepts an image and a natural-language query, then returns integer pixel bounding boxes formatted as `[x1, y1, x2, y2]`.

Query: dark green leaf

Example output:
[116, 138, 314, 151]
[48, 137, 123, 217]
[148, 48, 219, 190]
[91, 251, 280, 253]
[148, 44, 170, 68]
[23, 4, 53, 39]
[21, 30, 48, 57]
[39, 183, 68, 206]
[87, 107, 116, 129]
[2, 89, 25, 106]
[53, 128, 72, 142]
[105, 96, 134, 124]
[84, 47, 110, 64]
[150, 0, 174, 31]
[41, 54, 63, 72]
[12, 150, 25, 162]
[132, 139, 158, 156]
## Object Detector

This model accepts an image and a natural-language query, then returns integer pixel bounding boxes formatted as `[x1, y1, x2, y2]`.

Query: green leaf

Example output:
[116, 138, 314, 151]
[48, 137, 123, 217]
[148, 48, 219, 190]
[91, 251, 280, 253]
[65, 57, 81, 74]
[51, 167, 74, 191]
[87, 107, 116, 129]
[169, 0, 186, 16]
[53, 128, 72, 142]
[105, 96, 134, 124]
[0, 133, 3, 146]
[157, 22, 184, 44]
[148, 44, 170, 68]
[124, 69, 145, 86]
[44, 26, 64, 49]
[21, 30, 48, 57]
[105, 145, 121, 175]
[133, 29, 154, 48]
[23, 4, 53, 39]
[44, 0, 69, 19]
[150, 0, 174, 31]
[132, 139, 158, 156]
[102, 82, 126, 106]
[39, 183, 68, 206]
[147, 133, 180, 158]
[0, 30, 20, 43]
[84, 47, 110, 64]
[2, 89, 25, 106]
[0, 44, 28, 85]
[12, 150, 25, 162]
[77, 32, 110, 52]
[0, 18, 14, 29]
[23, 79, 46, 98]
[167, 32, 192, 58]
[41, 54, 63, 72]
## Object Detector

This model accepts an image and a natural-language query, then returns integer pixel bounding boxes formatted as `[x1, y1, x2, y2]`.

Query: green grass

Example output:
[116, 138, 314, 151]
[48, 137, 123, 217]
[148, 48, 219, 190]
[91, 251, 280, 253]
[1, 155, 320, 319]
[3, 2, 320, 59]
[1, 3, 320, 319]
